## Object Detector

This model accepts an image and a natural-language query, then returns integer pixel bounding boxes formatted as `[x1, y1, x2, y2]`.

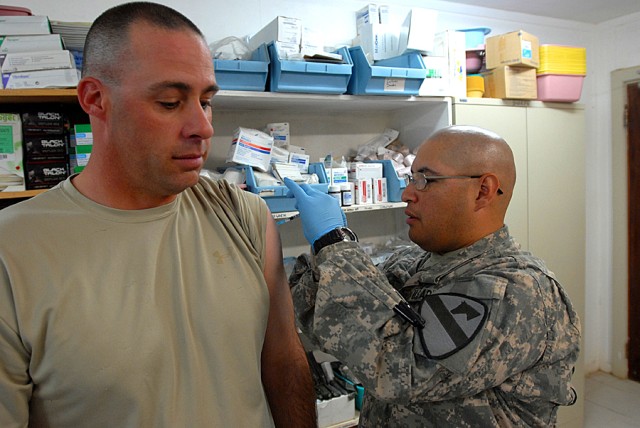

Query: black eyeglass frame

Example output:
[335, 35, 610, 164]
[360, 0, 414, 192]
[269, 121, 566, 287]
[404, 172, 504, 195]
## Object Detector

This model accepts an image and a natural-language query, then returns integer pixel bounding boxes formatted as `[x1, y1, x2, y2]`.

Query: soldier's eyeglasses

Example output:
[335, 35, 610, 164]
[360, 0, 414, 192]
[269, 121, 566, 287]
[405, 172, 504, 195]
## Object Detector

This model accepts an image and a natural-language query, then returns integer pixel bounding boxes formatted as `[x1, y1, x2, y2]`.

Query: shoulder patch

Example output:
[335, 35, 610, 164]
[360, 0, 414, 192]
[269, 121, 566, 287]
[418, 293, 488, 360]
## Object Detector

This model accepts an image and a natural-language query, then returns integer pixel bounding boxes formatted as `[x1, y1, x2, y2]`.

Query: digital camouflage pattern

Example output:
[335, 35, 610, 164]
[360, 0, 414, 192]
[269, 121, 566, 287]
[289, 226, 581, 427]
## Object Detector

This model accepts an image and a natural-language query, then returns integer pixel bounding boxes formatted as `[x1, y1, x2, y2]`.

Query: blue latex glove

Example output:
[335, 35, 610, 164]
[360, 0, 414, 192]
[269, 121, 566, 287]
[284, 177, 347, 245]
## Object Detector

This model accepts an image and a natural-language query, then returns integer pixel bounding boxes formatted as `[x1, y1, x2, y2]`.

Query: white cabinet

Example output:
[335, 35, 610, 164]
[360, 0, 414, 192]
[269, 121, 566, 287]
[453, 98, 586, 428]
[208, 91, 452, 257]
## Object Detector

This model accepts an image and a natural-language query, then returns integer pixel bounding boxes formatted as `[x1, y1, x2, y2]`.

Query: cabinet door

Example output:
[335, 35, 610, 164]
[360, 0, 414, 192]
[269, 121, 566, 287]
[527, 106, 585, 428]
[453, 103, 530, 249]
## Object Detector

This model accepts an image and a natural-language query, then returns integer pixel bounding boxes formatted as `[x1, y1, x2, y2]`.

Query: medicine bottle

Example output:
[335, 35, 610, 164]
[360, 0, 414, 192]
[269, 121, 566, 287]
[340, 183, 353, 207]
[328, 185, 342, 204]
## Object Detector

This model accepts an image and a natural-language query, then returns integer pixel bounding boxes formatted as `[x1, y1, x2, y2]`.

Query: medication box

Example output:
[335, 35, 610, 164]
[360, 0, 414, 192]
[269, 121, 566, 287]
[485, 30, 539, 69]
[1, 68, 79, 89]
[0, 113, 25, 192]
[243, 162, 329, 212]
[0, 34, 63, 54]
[0, 50, 75, 74]
[249, 16, 302, 51]
[24, 160, 68, 190]
[226, 127, 273, 172]
[213, 43, 270, 91]
[483, 66, 537, 99]
[347, 45, 427, 96]
[267, 42, 353, 94]
[0, 15, 51, 36]
[348, 162, 383, 180]
[368, 159, 406, 202]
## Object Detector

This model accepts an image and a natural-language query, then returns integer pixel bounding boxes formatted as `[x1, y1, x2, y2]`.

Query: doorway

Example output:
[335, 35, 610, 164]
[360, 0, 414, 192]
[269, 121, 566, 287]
[612, 66, 640, 380]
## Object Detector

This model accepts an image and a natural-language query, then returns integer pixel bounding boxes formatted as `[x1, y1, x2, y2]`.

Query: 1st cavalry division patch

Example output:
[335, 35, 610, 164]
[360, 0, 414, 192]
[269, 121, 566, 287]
[418, 293, 488, 359]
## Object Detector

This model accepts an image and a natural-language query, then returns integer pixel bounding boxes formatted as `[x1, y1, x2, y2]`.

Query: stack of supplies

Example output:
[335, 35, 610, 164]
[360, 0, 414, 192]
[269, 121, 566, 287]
[50, 20, 92, 69]
[0, 113, 24, 192]
[536, 45, 586, 102]
[0, 15, 79, 89]
[69, 124, 93, 174]
[483, 30, 539, 100]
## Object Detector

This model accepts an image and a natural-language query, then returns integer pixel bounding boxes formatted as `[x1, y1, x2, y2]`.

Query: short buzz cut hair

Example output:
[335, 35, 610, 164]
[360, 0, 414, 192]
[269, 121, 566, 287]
[82, 1, 205, 81]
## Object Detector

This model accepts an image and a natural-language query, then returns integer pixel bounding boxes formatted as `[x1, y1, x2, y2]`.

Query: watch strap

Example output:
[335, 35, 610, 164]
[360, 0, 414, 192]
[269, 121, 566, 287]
[312, 227, 358, 255]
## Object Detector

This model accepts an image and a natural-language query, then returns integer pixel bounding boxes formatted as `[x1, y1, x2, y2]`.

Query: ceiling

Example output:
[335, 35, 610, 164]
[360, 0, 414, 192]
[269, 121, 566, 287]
[441, 0, 640, 24]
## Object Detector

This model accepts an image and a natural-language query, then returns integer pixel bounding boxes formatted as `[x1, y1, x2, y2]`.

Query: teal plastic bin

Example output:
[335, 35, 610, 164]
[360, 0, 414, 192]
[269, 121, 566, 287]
[347, 45, 427, 96]
[213, 43, 270, 91]
[267, 42, 353, 94]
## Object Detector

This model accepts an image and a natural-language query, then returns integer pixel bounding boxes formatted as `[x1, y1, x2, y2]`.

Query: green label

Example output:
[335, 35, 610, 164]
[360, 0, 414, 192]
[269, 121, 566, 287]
[0, 125, 13, 154]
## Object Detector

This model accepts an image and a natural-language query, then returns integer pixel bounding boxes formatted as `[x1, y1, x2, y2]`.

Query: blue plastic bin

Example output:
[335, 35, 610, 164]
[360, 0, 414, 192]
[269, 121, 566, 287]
[243, 162, 329, 212]
[367, 159, 406, 201]
[267, 42, 353, 94]
[213, 43, 270, 91]
[347, 46, 428, 96]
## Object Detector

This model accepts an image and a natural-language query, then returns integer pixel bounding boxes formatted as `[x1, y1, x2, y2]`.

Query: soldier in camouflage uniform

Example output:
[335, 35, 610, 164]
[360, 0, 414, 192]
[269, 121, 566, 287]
[284, 125, 581, 427]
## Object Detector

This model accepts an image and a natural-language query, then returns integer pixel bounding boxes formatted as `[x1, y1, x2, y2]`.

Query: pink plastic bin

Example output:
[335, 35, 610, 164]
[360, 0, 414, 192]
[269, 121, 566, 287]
[536, 73, 584, 102]
[0, 6, 32, 15]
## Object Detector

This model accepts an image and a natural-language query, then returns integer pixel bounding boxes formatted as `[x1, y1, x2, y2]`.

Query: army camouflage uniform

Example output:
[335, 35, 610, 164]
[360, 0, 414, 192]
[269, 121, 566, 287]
[289, 226, 580, 427]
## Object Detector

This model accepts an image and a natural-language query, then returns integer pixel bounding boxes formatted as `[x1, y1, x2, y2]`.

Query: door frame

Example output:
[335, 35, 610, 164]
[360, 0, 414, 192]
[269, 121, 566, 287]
[611, 66, 640, 378]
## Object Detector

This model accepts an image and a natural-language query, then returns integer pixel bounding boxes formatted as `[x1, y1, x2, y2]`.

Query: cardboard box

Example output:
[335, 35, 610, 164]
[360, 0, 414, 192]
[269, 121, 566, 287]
[423, 30, 466, 97]
[485, 30, 539, 69]
[418, 55, 448, 96]
[0, 34, 63, 54]
[356, 4, 380, 30]
[353, 178, 373, 204]
[24, 160, 69, 190]
[249, 16, 302, 51]
[23, 134, 68, 161]
[226, 127, 273, 172]
[373, 177, 388, 203]
[348, 162, 383, 180]
[266, 122, 290, 146]
[328, 167, 348, 185]
[483, 66, 537, 99]
[356, 23, 399, 61]
[1, 50, 75, 74]
[0, 113, 25, 192]
[317, 394, 356, 428]
[1, 68, 79, 89]
[0, 15, 51, 36]
[397, 8, 438, 55]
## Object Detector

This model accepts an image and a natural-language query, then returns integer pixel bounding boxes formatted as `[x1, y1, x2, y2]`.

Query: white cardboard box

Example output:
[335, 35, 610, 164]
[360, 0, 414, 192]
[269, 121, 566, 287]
[0, 34, 63, 54]
[249, 16, 302, 51]
[226, 127, 274, 172]
[353, 178, 373, 204]
[419, 55, 449, 96]
[425, 30, 466, 98]
[1, 68, 79, 89]
[317, 394, 356, 428]
[373, 177, 388, 203]
[0, 113, 25, 192]
[397, 8, 438, 55]
[356, 23, 400, 61]
[1, 50, 75, 74]
[0, 16, 51, 36]
[348, 162, 383, 180]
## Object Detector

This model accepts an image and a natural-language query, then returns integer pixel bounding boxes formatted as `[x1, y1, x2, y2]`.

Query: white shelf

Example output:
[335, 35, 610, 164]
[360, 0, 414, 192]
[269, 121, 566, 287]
[272, 202, 406, 223]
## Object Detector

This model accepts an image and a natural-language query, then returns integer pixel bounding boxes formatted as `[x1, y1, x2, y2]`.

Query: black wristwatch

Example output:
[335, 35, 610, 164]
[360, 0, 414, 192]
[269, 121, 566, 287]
[312, 227, 358, 255]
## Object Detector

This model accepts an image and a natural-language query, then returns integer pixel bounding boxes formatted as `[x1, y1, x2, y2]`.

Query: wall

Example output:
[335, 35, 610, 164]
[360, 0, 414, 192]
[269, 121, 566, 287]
[6, 0, 615, 372]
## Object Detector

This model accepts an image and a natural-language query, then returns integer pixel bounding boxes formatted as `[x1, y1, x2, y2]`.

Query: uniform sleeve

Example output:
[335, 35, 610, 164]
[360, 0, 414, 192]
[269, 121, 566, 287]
[289, 243, 577, 405]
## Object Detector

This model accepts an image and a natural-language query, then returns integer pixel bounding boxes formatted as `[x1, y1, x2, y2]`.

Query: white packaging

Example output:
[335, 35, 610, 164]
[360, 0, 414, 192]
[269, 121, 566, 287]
[301, 26, 324, 53]
[378, 5, 391, 24]
[0, 16, 51, 36]
[373, 177, 388, 203]
[427, 30, 467, 98]
[397, 8, 438, 55]
[226, 127, 274, 172]
[0, 50, 75, 74]
[348, 162, 383, 180]
[356, 23, 400, 61]
[1, 67, 79, 89]
[0, 113, 25, 192]
[329, 167, 348, 185]
[356, 4, 380, 31]
[289, 152, 310, 173]
[0, 34, 63, 54]
[249, 16, 302, 51]
[266, 122, 290, 146]
[273, 41, 301, 58]
[419, 55, 448, 96]
[353, 178, 373, 205]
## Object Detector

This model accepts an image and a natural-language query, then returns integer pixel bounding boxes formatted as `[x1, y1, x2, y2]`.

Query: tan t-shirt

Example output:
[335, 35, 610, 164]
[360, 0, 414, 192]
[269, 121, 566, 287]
[0, 176, 275, 427]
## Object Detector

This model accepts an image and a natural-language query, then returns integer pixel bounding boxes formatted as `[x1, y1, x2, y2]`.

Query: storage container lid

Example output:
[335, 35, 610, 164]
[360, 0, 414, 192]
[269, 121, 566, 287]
[0, 6, 32, 15]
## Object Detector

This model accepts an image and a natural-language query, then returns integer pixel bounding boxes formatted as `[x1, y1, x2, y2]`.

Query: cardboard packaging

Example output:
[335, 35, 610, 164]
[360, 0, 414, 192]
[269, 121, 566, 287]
[0, 34, 63, 54]
[328, 167, 348, 186]
[397, 8, 438, 55]
[421, 30, 466, 97]
[266, 122, 290, 146]
[226, 127, 274, 172]
[485, 30, 539, 69]
[348, 162, 383, 180]
[249, 16, 302, 51]
[1, 68, 79, 89]
[24, 160, 69, 190]
[0, 15, 51, 36]
[23, 134, 68, 161]
[0, 50, 75, 74]
[356, 4, 380, 30]
[373, 177, 388, 203]
[353, 178, 373, 204]
[0, 113, 25, 192]
[356, 23, 399, 61]
[483, 66, 537, 99]
[418, 55, 448, 96]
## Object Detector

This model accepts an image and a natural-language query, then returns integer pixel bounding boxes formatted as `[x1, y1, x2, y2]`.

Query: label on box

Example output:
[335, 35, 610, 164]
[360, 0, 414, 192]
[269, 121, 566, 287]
[21, 111, 66, 128]
[384, 78, 406, 92]
[25, 160, 69, 190]
[522, 40, 532, 59]
[227, 127, 273, 172]
[329, 167, 348, 185]
[24, 134, 68, 161]
[289, 152, 309, 173]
